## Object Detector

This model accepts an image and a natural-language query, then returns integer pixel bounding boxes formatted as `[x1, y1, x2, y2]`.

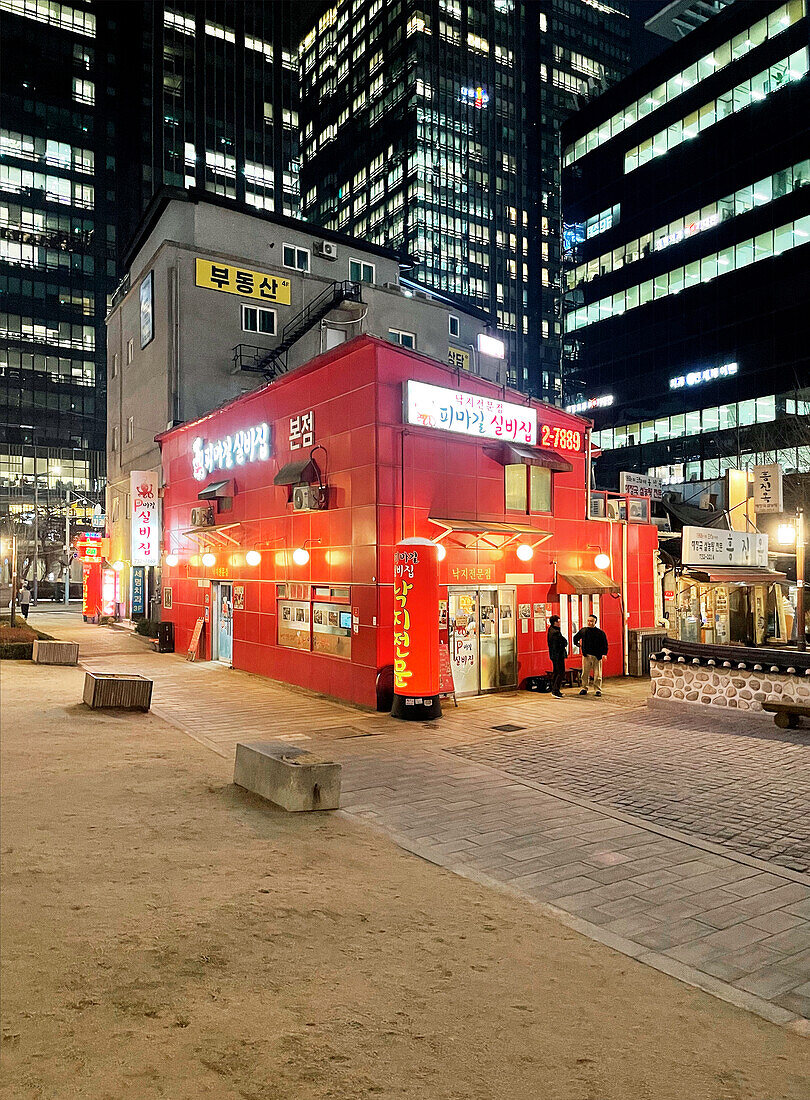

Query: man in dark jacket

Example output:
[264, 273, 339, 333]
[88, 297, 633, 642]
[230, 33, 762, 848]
[546, 615, 568, 699]
[573, 614, 609, 697]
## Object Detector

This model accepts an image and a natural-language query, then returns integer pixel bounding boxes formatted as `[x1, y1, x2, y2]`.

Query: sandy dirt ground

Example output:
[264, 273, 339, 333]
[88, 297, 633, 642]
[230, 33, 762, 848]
[1, 660, 808, 1100]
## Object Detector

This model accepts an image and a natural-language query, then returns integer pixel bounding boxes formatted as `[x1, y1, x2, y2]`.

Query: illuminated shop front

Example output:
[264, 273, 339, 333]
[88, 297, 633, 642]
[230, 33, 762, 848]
[157, 336, 658, 708]
[673, 526, 788, 646]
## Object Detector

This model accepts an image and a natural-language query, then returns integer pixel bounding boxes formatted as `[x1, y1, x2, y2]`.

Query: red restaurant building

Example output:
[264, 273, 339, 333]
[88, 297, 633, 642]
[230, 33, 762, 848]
[158, 336, 658, 708]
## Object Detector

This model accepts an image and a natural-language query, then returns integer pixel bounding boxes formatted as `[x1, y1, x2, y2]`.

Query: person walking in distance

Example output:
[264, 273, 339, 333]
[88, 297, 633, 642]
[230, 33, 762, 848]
[574, 613, 609, 697]
[547, 614, 568, 699]
[19, 582, 31, 621]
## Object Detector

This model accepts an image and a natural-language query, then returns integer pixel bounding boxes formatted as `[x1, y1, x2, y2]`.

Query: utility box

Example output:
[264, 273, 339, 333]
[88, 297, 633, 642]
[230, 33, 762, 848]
[628, 628, 670, 676]
[157, 621, 175, 653]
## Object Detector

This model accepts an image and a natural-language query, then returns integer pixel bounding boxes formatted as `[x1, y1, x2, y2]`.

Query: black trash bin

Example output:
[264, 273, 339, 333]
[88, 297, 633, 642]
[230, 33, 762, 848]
[157, 621, 175, 653]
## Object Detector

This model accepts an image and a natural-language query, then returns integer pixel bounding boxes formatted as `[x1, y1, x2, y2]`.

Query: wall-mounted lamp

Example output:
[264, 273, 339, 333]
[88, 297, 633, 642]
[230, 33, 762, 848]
[112, 560, 126, 572]
[594, 552, 611, 570]
[435, 543, 447, 561]
[245, 550, 262, 567]
[516, 543, 534, 562]
[777, 523, 796, 546]
[292, 538, 321, 567]
[165, 553, 179, 567]
[201, 552, 216, 568]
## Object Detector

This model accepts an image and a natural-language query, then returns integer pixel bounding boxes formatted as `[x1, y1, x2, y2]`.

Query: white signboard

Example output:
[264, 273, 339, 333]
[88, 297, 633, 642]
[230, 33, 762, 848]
[130, 470, 160, 567]
[620, 471, 663, 501]
[682, 526, 768, 569]
[405, 379, 537, 445]
[192, 423, 271, 481]
[752, 464, 783, 514]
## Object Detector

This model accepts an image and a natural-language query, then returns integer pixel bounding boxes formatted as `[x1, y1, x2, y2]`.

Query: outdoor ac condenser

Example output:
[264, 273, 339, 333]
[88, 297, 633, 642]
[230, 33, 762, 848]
[292, 484, 321, 512]
[190, 506, 215, 527]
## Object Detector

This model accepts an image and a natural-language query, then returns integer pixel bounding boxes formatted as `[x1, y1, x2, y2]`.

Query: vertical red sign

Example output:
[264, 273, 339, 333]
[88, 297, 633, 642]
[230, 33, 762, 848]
[392, 538, 442, 721]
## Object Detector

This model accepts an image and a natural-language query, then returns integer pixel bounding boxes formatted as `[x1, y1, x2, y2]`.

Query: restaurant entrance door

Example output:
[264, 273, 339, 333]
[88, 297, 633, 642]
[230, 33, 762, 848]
[448, 586, 517, 696]
[212, 582, 233, 666]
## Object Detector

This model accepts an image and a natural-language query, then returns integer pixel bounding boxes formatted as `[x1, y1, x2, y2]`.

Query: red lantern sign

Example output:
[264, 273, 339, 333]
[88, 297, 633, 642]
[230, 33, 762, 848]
[392, 538, 442, 720]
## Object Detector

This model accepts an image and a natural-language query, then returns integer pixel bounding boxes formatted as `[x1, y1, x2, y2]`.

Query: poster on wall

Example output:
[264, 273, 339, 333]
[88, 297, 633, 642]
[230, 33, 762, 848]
[130, 470, 160, 567]
[233, 585, 245, 610]
[162, 587, 172, 610]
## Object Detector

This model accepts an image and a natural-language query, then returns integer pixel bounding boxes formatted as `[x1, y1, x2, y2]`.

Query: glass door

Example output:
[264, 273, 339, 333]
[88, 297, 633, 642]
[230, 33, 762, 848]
[214, 582, 233, 665]
[479, 588, 499, 691]
[449, 589, 480, 696]
[497, 587, 517, 688]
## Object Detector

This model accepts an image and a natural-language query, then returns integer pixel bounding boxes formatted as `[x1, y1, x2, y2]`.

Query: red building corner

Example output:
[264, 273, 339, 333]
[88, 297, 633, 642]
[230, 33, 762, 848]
[157, 336, 658, 708]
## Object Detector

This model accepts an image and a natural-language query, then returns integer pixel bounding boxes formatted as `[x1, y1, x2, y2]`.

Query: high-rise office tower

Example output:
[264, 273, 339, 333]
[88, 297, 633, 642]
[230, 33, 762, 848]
[0, 0, 304, 564]
[298, 0, 631, 400]
[1, 0, 115, 522]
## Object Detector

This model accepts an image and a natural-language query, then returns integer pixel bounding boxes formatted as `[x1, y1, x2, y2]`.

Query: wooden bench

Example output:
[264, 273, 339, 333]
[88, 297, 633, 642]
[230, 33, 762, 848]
[83, 672, 153, 711]
[32, 640, 79, 665]
[234, 742, 341, 812]
[762, 701, 810, 730]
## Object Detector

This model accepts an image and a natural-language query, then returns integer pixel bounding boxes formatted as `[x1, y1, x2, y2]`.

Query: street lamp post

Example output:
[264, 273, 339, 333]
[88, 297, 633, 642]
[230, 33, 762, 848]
[797, 508, 806, 653]
[32, 439, 39, 606]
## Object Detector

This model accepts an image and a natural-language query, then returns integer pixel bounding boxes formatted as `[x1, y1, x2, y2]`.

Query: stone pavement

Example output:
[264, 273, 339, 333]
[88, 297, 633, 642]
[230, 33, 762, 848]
[34, 612, 810, 1031]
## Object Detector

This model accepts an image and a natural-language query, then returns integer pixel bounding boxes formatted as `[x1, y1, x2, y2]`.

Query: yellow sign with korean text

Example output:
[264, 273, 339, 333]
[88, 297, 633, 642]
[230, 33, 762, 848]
[195, 258, 291, 305]
[448, 346, 470, 371]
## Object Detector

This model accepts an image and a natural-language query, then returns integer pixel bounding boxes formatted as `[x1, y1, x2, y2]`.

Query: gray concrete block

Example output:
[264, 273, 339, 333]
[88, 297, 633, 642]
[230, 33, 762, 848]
[234, 742, 341, 812]
[33, 640, 79, 665]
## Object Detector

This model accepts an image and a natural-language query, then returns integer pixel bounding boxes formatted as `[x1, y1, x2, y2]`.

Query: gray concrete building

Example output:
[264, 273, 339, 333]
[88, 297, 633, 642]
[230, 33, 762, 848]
[105, 187, 500, 615]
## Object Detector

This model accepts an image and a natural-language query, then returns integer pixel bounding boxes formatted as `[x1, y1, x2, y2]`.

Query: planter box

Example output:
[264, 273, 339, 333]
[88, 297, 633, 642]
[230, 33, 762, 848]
[33, 640, 79, 666]
[234, 742, 341, 812]
[83, 672, 153, 711]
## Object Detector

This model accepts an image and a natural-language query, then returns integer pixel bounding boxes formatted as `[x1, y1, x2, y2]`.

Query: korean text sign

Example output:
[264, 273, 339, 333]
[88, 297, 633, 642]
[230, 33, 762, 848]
[682, 526, 768, 568]
[195, 258, 291, 304]
[752, 464, 783, 515]
[130, 470, 160, 567]
[405, 380, 537, 446]
[394, 539, 440, 699]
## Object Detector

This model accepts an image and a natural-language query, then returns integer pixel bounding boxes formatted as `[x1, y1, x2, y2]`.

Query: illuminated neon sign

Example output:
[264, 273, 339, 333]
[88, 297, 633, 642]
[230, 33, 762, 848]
[460, 85, 489, 109]
[405, 380, 536, 444]
[670, 363, 737, 389]
[565, 394, 614, 414]
[192, 423, 271, 480]
[655, 212, 721, 252]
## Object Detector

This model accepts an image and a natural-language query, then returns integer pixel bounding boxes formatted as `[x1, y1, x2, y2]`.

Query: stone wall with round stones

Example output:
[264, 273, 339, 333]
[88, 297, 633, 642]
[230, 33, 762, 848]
[650, 658, 810, 711]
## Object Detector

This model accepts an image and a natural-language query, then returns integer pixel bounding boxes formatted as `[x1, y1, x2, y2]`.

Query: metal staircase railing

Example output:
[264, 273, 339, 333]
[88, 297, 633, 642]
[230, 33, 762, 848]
[232, 280, 362, 380]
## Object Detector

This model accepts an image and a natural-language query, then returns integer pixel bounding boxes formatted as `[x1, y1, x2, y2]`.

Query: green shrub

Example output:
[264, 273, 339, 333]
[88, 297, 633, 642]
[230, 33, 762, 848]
[135, 619, 160, 638]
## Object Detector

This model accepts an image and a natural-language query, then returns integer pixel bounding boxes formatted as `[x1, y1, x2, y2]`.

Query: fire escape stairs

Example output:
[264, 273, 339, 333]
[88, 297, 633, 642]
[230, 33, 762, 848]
[232, 279, 363, 380]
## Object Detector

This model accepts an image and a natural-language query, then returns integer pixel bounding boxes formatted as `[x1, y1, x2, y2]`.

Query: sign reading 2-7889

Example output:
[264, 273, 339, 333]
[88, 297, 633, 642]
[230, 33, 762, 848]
[539, 424, 582, 452]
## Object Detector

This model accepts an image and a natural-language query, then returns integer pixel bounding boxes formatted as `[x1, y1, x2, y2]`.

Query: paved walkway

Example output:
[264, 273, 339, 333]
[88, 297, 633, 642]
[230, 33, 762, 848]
[35, 612, 810, 1032]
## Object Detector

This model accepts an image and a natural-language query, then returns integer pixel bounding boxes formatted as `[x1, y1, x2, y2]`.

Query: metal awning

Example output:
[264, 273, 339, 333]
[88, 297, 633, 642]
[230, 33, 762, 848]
[181, 521, 242, 548]
[683, 567, 787, 586]
[273, 458, 320, 486]
[483, 441, 573, 473]
[197, 478, 232, 500]
[556, 570, 619, 594]
[429, 516, 552, 551]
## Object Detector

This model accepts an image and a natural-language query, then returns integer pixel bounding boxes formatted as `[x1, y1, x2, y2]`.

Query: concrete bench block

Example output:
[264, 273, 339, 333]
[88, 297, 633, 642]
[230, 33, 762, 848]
[234, 742, 341, 812]
[32, 640, 79, 665]
[83, 672, 153, 711]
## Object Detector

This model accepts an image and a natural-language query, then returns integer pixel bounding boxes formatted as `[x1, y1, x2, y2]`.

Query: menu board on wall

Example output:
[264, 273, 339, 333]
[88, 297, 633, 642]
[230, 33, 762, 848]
[278, 601, 310, 650]
[312, 602, 352, 659]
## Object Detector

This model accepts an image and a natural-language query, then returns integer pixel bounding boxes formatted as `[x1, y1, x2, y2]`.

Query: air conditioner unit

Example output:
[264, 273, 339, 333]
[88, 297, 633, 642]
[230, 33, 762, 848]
[315, 240, 338, 260]
[606, 499, 623, 520]
[190, 505, 215, 527]
[292, 484, 321, 512]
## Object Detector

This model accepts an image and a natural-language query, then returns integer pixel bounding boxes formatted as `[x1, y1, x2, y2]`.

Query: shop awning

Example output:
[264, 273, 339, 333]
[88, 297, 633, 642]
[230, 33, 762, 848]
[683, 567, 787, 586]
[273, 458, 320, 486]
[556, 570, 619, 594]
[483, 441, 573, 473]
[197, 478, 232, 500]
[429, 516, 552, 551]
